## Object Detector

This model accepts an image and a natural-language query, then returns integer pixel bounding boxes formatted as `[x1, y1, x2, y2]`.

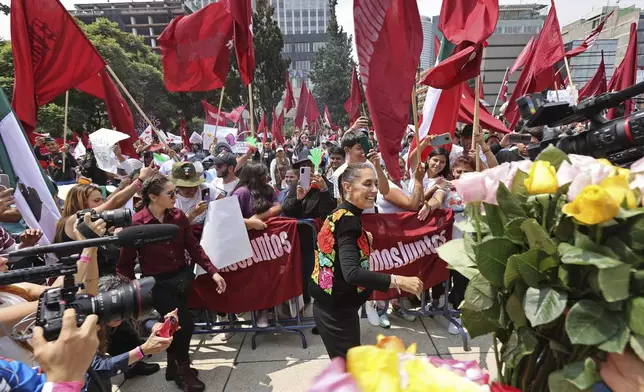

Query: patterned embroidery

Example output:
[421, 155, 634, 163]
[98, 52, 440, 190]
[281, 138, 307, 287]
[312, 209, 371, 295]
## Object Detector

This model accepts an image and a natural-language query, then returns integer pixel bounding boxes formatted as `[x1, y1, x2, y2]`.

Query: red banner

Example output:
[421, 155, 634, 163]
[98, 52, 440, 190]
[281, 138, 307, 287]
[189, 218, 302, 313]
[363, 209, 454, 301]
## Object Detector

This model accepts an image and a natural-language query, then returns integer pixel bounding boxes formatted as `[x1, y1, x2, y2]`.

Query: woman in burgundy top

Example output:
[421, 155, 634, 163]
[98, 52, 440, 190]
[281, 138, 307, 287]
[117, 175, 226, 392]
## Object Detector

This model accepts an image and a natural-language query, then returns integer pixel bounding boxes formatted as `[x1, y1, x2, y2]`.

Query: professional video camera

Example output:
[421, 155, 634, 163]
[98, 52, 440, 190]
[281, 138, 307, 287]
[0, 224, 180, 340]
[516, 80, 644, 166]
[76, 208, 132, 228]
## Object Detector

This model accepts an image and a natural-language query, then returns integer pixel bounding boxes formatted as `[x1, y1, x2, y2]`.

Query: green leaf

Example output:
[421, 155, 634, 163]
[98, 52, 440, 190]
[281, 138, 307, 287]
[523, 287, 567, 327]
[548, 370, 584, 392]
[535, 144, 570, 170]
[497, 182, 528, 219]
[517, 249, 548, 288]
[521, 218, 558, 255]
[627, 297, 644, 336]
[566, 300, 621, 345]
[461, 305, 501, 339]
[605, 236, 643, 265]
[540, 256, 558, 272]
[500, 327, 538, 369]
[598, 317, 630, 353]
[474, 238, 521, 287]
[437, 239, 478, 280]
[506, 294, 527, 328]
[630, 334, 644, 362]
[504, 255, 521, 288]
[559, 243, 623, 269]
[628, 215, 644, 251]
[510, 169, 529, 198]
[599, 264, 631, 302]
[616, 207, 644, 219]
[483, 202, 505, 237]
[562, 358, 601, 390]
[546, 183, 571, 231]
[558, 266, 570, 289]
[574, 232, 619, 259]
[463, 234, 476, 260]
[505, 217, 526, 243]
[463, 273, 496, 312]
[555, 216, 575, 242]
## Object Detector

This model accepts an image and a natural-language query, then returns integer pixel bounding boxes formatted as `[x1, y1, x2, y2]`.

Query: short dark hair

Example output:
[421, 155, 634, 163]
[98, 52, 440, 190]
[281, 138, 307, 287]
[461, 125, 473, 137]
[328, 145, 345, 158]
[526, 127, 544, 142]
[340, 130, 362, 150]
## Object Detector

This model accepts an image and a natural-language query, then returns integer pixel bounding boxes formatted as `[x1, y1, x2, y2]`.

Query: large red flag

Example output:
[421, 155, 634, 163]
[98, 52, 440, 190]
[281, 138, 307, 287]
[271, 108, 285, 144]
[224, 0, 255, 85]
[294, 81, 310, 129]
[459, 83, 510, 134]
[324, 105, 339, 131]
[422, 43, 484, 89]
[157, 2, 233, 92]
[566, 11, 613, 59]
[354, 0, 423, 182]
[578, 51, 607, 101]
[258, 112, 268, 143]
[607, 23, 638, 119]
[180, 118, 191, 152]
[10, 0, 106, 133]
[307, 91, 321, 124]
[344, 66, 363, 125]
[438, 0, 499, 46]
[225, 104, 246, 123]
[284, 72, 296, 113]
[202, 100, 227, 125]
[509, 35, 535, 74]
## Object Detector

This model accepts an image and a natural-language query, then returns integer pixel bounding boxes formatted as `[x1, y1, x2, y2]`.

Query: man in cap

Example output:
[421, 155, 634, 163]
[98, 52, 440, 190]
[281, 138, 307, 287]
[169, 162, 216, 229]
[209, 151, 240, 197]
[33, 135, 77, 183]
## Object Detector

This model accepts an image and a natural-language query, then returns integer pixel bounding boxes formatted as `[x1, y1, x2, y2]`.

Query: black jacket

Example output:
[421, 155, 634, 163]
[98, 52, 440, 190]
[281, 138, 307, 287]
[281, 178, 336, 219]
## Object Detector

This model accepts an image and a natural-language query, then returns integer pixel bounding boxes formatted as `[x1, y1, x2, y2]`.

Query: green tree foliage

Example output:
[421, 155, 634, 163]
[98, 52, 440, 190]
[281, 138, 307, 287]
[309, 0, 354, 127]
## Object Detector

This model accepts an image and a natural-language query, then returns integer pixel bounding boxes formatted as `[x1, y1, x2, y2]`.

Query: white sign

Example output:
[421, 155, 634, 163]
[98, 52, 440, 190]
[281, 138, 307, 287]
[189, 132, 203, 144]
[166, 132, 182, 144]
[232, 141, 249, 154]
[73, 139, 87, 159]
[89, 128, 130, 174]
[547, 87, 578, 105]
[203, 125, 238, 142]
[139, 126, 153, 144]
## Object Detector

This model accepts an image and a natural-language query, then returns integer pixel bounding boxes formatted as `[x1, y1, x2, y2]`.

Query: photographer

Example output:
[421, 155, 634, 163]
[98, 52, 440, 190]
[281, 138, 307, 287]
[33, 136, 77, 184]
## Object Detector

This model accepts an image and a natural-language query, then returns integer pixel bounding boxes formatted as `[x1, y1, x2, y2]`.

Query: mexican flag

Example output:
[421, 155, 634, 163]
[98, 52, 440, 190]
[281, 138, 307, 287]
[0, 88, 61, 244]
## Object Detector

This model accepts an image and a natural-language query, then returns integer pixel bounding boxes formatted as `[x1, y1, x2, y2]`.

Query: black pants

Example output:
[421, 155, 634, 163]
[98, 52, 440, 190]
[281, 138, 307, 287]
[313, 302, 361, 359]
[431, 271, 469, 309]
[108, 321, 143, 356]
[299, 224, 316, 305]
[151, 268, 195, 363]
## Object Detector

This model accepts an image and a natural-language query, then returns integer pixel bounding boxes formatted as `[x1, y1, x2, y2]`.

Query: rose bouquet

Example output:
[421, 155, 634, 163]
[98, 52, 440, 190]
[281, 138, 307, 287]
[437, 146, 644, 392]
[308, 335, 519, 392]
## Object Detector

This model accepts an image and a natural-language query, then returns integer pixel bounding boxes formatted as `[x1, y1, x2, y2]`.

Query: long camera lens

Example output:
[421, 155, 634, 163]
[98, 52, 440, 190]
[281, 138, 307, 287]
[92, 277, 155, 323]
[101, 208, 133, 227]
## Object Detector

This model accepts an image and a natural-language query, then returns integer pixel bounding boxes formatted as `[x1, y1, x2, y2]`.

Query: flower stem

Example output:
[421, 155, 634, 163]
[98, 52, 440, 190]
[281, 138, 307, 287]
[474, 202, 483, 243]
[595, 226, 603, 244]
[541, 201, 548, 231]
[493, 332, 503, 383]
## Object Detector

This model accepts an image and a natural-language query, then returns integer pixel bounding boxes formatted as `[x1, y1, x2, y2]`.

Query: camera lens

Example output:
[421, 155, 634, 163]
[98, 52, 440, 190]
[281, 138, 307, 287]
[100, 208, 133, 227]
[92, 277, 155, 323]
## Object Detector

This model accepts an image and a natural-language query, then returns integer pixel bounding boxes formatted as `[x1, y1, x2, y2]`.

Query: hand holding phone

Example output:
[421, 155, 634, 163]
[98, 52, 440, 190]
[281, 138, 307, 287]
[201, 188, 211, 201]
[359, 135, 372, 156]
[431, 133, 453, 147]
[158, 309, 180, 338]
[509, 133, 533, 144]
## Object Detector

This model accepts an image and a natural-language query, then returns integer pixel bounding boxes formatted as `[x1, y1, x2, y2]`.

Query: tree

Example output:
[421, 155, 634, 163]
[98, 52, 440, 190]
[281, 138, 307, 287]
[225, 0, 290, 127]
[309, 0, 354, 127]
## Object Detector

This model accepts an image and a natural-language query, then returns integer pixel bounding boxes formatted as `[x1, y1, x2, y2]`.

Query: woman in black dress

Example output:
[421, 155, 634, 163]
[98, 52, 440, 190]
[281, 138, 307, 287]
[309, 162, 423, 359]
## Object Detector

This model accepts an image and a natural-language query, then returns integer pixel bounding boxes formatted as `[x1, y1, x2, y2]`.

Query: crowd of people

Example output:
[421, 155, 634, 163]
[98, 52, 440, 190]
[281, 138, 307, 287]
[0, 115, 641, 392]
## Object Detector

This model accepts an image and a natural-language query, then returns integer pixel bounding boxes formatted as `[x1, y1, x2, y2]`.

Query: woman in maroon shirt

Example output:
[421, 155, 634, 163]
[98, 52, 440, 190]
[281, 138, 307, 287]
[117, 175, 226, 392]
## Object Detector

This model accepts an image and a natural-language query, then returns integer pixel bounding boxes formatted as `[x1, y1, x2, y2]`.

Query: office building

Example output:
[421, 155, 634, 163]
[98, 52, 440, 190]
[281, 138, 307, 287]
[71, 0, 184, 52]
[419, 16, 436, 70]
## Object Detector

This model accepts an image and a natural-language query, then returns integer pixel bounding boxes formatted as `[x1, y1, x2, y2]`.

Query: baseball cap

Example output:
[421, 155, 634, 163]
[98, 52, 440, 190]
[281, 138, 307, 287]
[213, 151, 237, 167]
[169, 162, 204, 187]
[276, 146, 284, 153]
[214, 142, 233, 155]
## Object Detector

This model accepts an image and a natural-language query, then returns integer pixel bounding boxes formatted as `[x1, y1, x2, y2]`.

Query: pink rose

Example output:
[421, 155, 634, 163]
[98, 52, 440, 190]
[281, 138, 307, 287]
[309, 357, 360, 392]
[632, 156, 644, 173]
[319, 267, 334, 289]
[452, 172, 487, 204]
[482, 163, 510, 205]
[565, 162, 612, 201]
[556, 161, 578, 186]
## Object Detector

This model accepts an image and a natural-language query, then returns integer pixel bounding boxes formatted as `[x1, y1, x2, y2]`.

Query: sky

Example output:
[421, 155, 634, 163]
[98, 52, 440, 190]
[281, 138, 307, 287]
[2, 0, 644, 42]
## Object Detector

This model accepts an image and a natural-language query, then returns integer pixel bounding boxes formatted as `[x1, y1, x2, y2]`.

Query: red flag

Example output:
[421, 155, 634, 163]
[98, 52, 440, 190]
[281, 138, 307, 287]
[224, 0, 255, 85]
[438, 0, 499, 46]
[324, 105, 339, 131]
[354, 0, 423, 182]
[459, 83, 510, 134]
[578, 51, 607, 101]
[422, 43, 484, 89]
[434, 36, 441, 61]
[271, 108, 285, 144]
[309, 120, 319, 136]
[284, 72, 296, 113]
[225, 104, 246, 123]
[307, 91, 321, 124]
[180, 118, 191, 152]
[566, 11, 613, 59]
[607, 23, 638, 119]
[202, 100, 227, 125]
[10, 0, 106, 133]
[258, 112, 268, 143]
[554, 68, 567, 89]
[278, 108, 284, 130]
[157, 2, 233, 92]
[344, 66, 363, 125]
[294, 81, 310, 129]
[81, 131, 89, 148]
[509, 35, 535, 74]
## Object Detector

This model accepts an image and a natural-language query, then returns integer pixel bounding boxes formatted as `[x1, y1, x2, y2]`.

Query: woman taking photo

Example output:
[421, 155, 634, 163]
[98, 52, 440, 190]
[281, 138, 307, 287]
[310, 163, 423, 359]
[117, 175, 226, 392]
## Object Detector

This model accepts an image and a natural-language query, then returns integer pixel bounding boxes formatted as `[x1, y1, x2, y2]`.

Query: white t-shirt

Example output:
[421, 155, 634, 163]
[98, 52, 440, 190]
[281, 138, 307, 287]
[174, 183, 217, 225]
[332, 161, 377, 214]
[376, 180, 410, 214]
[449, 144, 487, 167]
[210, 177, 240, 198]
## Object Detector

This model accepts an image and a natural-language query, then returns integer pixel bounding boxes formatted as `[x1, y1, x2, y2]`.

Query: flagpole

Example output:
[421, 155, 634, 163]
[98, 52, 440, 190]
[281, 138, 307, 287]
[361, 103, 367, 118]
[212, 86, 226, 154]
[248, 84, 255, 135]
[62, 91, 69, 173]
[492, 67, 509, 115]
[105, 65, 169, 150]
[411, 76, 421, 167]
[563, 56, 577, 104]
[472, 75, 482, 172]
[554, 81, 561, 102]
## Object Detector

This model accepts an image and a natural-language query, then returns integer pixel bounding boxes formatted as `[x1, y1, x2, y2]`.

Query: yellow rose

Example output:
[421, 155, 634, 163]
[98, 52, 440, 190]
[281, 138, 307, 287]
[347, 345, 401, 392]
[403, 360, 484, 392]
[601, 175, 638, 209]
[562, 185, 620, 225]
[524, 161, 558, 194]
[597, 158, 631, 180]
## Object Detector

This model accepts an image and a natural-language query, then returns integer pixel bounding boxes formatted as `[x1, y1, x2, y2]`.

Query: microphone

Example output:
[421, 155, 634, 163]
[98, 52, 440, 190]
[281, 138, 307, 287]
[3, 224, 180, 261]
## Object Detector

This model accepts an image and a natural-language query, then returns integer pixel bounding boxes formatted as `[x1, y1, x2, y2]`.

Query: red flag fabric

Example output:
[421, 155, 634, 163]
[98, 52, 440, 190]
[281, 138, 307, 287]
[607, 23, 638, 119]
[459, 83, 510, 134]
[294, 81, 310, 130]
[258, 112, 268, 143]
[225, 104, 246, 123]
[354, 0, 423, 182]
[344, 67, 363, 125]
[271, 108, 285, 144]
[307, 92, 321, 125]
[224, 0, 255, 85]
[566, 11, 613, 59]
[157, 2, 233, 92]
[434, 36, 441, 61]
[309, 120, 319, 136]
[284, 72, 296, 113]
[553, 68, 567, 89]
[578, 51, 607, 101]
[438, 0, 499, 46]
[277, 108, 284, 131]
[498, 71, 509, 102]
[202, 100, 227, 125]
[422, 43, 484, 89]
[10, 0, 106, 133]
[509, 35, 535, 74]
[324, 105, 339, 131]
[180, 118, 190, 152]
[81, 131, 89, 148]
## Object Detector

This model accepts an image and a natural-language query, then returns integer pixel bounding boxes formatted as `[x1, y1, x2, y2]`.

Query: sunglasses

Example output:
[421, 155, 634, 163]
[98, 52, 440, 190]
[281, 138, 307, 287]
[166, 190, 177, 198]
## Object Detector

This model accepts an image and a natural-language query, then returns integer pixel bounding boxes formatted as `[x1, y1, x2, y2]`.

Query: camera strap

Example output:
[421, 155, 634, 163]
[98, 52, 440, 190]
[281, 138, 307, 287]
[77, 221, 101, 240]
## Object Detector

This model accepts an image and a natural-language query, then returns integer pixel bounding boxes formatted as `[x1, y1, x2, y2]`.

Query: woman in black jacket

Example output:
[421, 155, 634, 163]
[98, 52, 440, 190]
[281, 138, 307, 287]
[309, 162, 423, 359]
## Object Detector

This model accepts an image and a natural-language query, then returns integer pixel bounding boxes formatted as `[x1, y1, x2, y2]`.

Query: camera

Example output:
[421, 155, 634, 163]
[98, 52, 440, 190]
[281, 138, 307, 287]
[36, 276, 155, 341]
[76, 208, 132, 228]
[517, 80, 644, 166]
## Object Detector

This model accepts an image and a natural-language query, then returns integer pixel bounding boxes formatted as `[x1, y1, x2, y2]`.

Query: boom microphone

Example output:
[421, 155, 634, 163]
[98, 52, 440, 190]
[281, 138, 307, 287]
[3, 224, 180, 261]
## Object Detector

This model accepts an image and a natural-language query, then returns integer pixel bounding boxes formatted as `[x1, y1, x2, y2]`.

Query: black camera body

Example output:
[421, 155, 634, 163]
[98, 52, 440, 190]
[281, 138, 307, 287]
[76, 208, 133, 228]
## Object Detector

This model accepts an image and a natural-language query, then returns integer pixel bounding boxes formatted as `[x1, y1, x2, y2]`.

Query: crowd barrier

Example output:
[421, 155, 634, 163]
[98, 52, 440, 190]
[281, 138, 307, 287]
[188, 211, 470, 354]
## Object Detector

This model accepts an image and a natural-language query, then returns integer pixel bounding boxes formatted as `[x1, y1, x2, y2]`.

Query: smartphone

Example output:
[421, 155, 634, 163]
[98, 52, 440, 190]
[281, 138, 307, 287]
[215, 187, 228, 200]
[0, 174, 9, 190]
[300, 167, 311, 189]
[431, 133, 453, 147]
[359, 135, 372, 156]
[509, 133, 533, 144]
[201, 188, 210, 201]
[158, 316, 179, 338]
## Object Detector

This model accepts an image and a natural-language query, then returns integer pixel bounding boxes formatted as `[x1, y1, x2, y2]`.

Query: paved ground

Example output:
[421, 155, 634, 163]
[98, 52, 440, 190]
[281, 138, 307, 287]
[112, 308, 497, 392]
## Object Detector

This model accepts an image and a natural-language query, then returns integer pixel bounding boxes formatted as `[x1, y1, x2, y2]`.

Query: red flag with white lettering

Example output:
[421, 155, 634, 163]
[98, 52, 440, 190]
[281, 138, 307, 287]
[224, 0, 255, 85]
[202, 100, 227, 126]
[566, 11, 613, 59]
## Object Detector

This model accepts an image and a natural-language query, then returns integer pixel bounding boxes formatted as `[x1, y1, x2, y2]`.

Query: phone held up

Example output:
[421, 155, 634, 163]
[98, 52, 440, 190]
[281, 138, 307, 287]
[509, 133, 533, 144]
[0, 174, 10, 192]
[431, 133, 453, 147]
[300, 167, 311, 189]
